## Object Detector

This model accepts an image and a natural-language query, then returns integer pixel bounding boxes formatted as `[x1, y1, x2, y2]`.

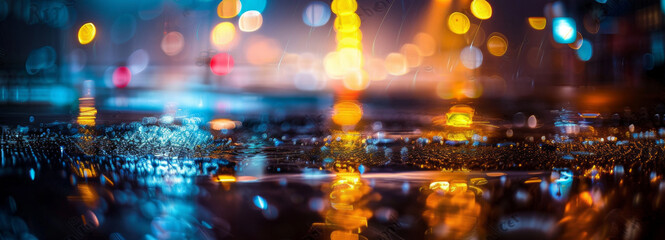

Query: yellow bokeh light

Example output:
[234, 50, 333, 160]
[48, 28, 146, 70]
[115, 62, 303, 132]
[400, 43, 423, 68]
[78, 23, 96, 45]
[336, 30, 362, 42]
[334, 13, 361, 33]
[324, 51, 345, 79]
[337, 37, 362, 50]
[470, 0, 492, 20]
[528, 17, 547, 30]
[487, 33, 508, 57]
[384, 53, 408, 76]
[217, 0, 241, 19]
[338, 47, 363, 70]
[448, 12, 470, 34]
[332, 101, 363, 126]
[238, 10, 263, 32]
[413, 32, 436, 57]
[211, 22, 236, 46]
[331, 0, 358, 15]
[343, 70, 369, 91]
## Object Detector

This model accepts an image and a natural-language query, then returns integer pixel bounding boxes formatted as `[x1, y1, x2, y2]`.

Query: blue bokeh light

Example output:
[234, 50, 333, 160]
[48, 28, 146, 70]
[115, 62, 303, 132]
[576, 39, 593, 61]
[552, 17, 576, 44]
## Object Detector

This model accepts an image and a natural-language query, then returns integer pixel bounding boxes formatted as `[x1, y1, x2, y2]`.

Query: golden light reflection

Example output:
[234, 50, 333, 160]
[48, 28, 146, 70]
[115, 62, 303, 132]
[217, 0, 241, 19]
[326, 171, 373, 240]
[487, 33, 508, 57]
[77, 97, 96, 126]
[423, 177, 481, 239]
[71, 160, 98, 179]
[209, 118, 237, 130]
[332, 101, 363, 127]
[214, 174, 237, 182]
[413, 32, 436, 56]
[331, 0, 358, 15]
[68, 184, 100, 208]
[448, 12, 471, 34]
[400, 43, 423, 68]
[334, 13, 361, 33]
[446, 104, 474, 128]
[384, 53, 408, 76]
[528, 17, 547, 30]
[77, 23, 96, 45]
[470, 0, 492, 20]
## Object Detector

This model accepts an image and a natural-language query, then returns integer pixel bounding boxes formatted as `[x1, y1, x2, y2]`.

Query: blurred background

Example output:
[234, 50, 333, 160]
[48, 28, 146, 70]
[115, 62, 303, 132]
[1, 0, 665, 126]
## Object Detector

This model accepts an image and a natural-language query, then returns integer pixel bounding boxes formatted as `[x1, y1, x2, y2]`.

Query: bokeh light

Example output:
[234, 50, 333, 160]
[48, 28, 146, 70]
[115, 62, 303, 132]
[470, 0, 492, 20]
[112, 66, 131, 88]
[400, 44, 423, 68]
[553, 17, 577, 44]
[210, 53, 235, 76]
[303, 1, 331, 27]
[460, 46, 483, 69]
[127, 49, 149, 74]
[161, 31, 185, 56]
[218, 0, 242, 18]
[77, 23, 96, 45]
[25, 46, 56, 75]
[209, 119, 236, 130]
[413, 32, 436, 57]
[528, 17, 547, 30]
[211, 22, 236, 47]
[568, 32, 583, 50]
[334, 13, 361, 33]
[576, 39, 593, 61]
[331, 0, 358, 15]
[487, 33, 508, 57]
[332, 101, 362, 126]
[239, 10, 263, 32]
[384, 53, 408, 76]
[448, 12, 471, 35]
[343, 70, 370, 91]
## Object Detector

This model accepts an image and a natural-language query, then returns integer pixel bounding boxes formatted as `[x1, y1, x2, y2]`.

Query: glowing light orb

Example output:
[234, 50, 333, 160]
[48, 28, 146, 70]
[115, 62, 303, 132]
[460, 46, 483, 69]
[239, 0, 267, 14]
[338, 48, 363, 70]
[127, 49, 149, 74]
[331, 0, 357, 15]
[528, 115, 537, 128]
[77, 23, 96, 45]
[528, 17, 547, 30]
[552, 17, 576, 44]
[217, 0, 241, 18]
[336, 30, 362, 42]
[400, 44, 423, 68]
[576, 39, 593, 61]
[337, 37, 362, 50]
[487, 33, 508, 57]
[384, 53, 408, 76]
[470, 0, 492, 20]
[161, 31, 185, 56]
[343, 70, 370, 91]
[413, 32, 436, 56]
[210, 119, 236, 130]
[334, 13, 361, 33]
[112, 66, 131, 88]
[324, 51, 345, 79]
[332, 101, 363, 126]
[303, 1, 331, 27]
[239, 10, 263, 32]
[210, 53, 235, 76]
[448, 12, 471, 34]
[211, 22, 236, 46]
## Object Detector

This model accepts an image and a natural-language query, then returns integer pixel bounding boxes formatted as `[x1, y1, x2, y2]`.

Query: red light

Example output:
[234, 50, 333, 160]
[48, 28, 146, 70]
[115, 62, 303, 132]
[210, 53, 234, 76]
[112, 66, 131, 88]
